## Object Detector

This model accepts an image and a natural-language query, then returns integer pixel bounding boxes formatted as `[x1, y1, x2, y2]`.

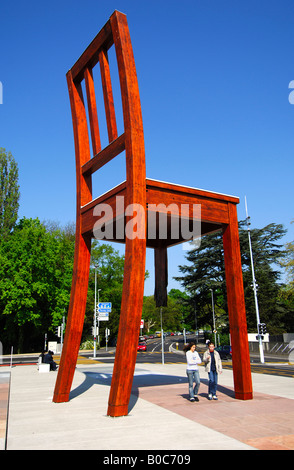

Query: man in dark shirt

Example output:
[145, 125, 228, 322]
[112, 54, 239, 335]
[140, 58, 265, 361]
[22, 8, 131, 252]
[44, 350, 57, 371]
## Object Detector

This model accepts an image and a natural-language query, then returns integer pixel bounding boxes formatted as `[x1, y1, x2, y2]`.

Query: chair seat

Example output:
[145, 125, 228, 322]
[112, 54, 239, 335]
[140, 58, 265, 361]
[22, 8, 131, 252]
[81, 178, 239, 247]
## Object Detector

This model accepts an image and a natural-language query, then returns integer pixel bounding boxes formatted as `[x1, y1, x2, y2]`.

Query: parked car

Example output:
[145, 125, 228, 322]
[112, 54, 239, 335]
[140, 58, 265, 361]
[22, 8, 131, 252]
[215, 345, 232, 360]
[137, 342, 147, 351]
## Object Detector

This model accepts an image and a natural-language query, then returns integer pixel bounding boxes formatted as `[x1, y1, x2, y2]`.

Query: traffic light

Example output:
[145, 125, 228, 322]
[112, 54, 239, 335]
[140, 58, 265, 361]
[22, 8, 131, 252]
[92, 326, 98, 336]
[258, 323, 267, 335]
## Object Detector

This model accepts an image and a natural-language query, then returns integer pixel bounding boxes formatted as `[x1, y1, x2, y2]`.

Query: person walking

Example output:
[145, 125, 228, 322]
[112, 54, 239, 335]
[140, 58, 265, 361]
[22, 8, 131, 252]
[203, 341, 222, 400]
[183, 342, 202, 402]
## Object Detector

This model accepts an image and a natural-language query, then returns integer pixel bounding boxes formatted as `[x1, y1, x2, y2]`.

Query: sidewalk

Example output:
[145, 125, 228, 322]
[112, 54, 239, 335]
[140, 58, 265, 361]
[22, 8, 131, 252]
[2, 358, 294, 450]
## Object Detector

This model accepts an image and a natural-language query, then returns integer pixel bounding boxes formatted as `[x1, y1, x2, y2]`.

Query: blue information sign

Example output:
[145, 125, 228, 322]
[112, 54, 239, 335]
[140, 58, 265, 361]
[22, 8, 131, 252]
[98, 302, 112, 313]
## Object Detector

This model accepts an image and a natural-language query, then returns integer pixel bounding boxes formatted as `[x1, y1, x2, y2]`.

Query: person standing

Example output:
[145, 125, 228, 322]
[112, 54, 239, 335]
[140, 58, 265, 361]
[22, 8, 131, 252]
[183, 342, 202, 402]
[203, 342, 222, 400]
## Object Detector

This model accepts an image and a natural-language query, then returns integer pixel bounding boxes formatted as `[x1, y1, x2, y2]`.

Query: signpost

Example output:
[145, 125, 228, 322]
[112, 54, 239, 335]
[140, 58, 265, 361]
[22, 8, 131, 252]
[98, 312, 109, 321]
[93, 302, 112, 354]
[98, 303, 111, 321]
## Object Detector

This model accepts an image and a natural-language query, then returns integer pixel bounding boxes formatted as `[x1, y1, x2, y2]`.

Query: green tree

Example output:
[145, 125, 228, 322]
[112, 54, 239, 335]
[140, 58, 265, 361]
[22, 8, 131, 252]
[175, 221, 290, 334]
[279, 221, 294, 322]
[142, 294, 183, 333]
[239, 221, 288, 333]
[0, 148, 20, 240]
[168, 288, 195, 330]
[0, 218, 74, 353]
[175, 230, 228, 332]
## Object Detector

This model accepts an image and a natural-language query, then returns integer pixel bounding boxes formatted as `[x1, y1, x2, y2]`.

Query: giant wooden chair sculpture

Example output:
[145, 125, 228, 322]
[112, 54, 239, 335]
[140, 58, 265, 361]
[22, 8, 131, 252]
[53, 10, 253, 417]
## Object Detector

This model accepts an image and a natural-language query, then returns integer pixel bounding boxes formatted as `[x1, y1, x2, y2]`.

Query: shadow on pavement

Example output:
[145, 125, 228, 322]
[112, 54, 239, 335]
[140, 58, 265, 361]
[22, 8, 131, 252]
[69, 369, 236, 412]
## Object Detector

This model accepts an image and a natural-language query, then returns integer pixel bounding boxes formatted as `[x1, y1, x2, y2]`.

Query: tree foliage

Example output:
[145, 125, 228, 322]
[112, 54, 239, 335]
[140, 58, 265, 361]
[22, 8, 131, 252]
[142, 293, 183, 333]
[0, 148, 20, 239]
[174, 221, 293, 334]
[0, 218, 129, 353]
[0, 218, 75, 352]
[279, 220, 294, 316]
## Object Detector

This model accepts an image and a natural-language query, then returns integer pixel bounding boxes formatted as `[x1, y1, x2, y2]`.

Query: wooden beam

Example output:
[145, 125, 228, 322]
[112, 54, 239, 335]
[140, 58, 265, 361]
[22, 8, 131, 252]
[99, 48, 118, 142]
[82, 134, 125, 176]
[107, 11, 146, 417]
[70, 20, 113, 82]
[222, 203, 253, 400]
[84, 66, 101, 155]
[154, 246, 168, 307]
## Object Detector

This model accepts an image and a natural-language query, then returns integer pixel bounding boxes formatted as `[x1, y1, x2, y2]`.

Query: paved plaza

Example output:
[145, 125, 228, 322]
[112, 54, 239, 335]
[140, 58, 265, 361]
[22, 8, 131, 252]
[1, 358, 294, 450]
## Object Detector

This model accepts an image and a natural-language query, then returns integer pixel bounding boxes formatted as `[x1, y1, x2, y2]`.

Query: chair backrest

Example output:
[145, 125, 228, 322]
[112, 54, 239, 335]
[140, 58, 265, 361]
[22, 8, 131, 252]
[66, 10, 146, 224]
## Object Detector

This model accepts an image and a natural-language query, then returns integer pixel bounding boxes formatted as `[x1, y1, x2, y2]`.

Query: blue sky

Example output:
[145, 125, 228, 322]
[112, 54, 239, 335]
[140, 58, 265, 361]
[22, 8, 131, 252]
[1, 0, 294, 297]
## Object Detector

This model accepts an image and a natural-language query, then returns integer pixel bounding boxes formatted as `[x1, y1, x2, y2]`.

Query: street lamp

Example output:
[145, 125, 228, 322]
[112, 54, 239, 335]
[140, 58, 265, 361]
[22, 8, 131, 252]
[97, 288, 101, 349]
[94, 264, 101, 358]
[160, 307, 164, 365]
[210, 288, 217, 347]
[194, 299, 198, 344]
[245, 197, 264, 364]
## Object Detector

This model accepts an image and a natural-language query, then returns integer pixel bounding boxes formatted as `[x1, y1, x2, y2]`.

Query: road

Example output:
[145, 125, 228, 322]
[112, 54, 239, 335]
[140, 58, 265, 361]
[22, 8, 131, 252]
[81, 335, 294, 378]
[1, 335, 294, 378]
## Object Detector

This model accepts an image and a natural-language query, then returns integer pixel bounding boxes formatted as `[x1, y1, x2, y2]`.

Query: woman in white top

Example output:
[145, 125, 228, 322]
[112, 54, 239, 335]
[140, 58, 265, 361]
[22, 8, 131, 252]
[183, 342, 202, 402]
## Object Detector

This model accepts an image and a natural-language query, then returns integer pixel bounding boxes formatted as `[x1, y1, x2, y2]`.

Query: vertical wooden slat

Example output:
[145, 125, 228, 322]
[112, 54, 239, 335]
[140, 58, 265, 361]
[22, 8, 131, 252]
[84, 66, 101, 155]
[99, 48, 118, 142]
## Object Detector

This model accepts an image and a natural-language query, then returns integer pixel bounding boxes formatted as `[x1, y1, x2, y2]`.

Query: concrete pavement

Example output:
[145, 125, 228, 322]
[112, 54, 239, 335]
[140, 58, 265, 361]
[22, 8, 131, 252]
[1, 357, 294, 450]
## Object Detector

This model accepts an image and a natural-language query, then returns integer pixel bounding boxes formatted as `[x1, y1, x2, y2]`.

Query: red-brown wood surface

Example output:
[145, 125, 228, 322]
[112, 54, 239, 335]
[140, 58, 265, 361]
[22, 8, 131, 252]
[84, 66, 101, 155]
[99, 48, 118, 142]
[222, 203, 253, 399]
[82, 134, 125, 176]
[154, 246, 168, 307]
[53, 71, 92, 403]
[107, 11, 146, 417]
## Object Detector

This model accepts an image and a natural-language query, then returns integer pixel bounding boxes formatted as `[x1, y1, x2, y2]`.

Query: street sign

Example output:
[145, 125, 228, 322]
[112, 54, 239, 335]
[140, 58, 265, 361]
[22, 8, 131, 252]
[98, 302, 112, 313]
[98, 312, 109, 321]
